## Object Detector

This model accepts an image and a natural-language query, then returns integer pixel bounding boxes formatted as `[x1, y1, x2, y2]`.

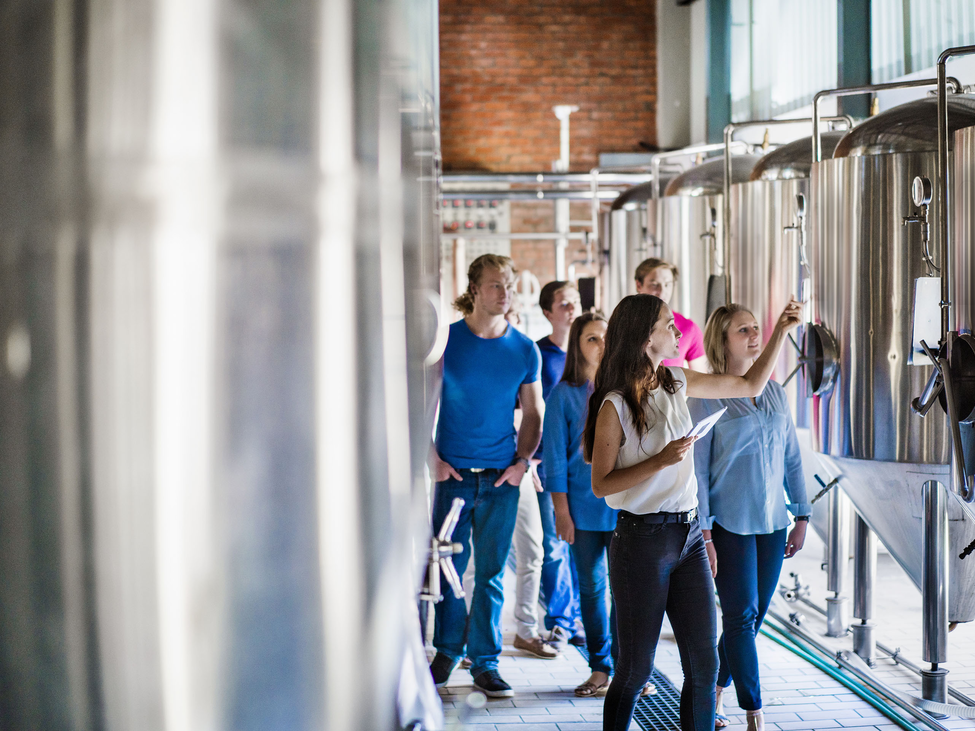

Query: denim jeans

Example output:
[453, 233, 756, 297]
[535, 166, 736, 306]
[432, 469, 520, 677]
[537, 489, 580, 632]
[711, 524, 787, 711]
[570, 529, 616, 674]
[604, 513, 717, 731]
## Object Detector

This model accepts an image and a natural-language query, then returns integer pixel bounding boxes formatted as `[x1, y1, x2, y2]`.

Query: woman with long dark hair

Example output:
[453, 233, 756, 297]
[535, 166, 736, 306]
[543, 311, 617, 696]
[584, 293, 801, 731]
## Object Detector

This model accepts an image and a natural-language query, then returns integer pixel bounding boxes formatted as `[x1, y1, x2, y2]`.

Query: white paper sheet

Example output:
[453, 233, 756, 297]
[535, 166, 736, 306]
[686, 407, 727, 439]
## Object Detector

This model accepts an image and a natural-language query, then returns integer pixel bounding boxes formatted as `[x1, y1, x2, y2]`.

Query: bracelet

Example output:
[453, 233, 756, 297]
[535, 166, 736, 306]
[703, 538, 713, 544]
[513, 456, 530, 469]
[795, 515, 810, 522]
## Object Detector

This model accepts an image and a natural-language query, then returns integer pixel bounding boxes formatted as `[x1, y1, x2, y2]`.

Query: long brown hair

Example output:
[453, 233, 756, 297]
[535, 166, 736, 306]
[561, 311, 607, 387]
[453, 254, 515, 316]
[702, 303, 752, 375]
[583, 294, 679, 462]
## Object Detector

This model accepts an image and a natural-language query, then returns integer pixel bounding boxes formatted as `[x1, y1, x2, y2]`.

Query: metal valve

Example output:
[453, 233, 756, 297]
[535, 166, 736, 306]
[912, 340, 945, 416]
[902, 175, 939, 276]
[811, 473, 841, 504]
[420, 498, 466, 604]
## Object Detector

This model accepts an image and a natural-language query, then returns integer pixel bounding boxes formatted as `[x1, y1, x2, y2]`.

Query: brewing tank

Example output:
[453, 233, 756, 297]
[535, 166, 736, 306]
[657, 155, 761, 328]
[604, 182, 657, 313]
[808, 96, 975, 621]
[730, 133, 844, 418]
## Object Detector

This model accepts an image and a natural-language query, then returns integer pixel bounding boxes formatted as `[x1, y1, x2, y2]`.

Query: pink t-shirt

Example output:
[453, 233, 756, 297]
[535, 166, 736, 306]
[662, 310, 705, 367]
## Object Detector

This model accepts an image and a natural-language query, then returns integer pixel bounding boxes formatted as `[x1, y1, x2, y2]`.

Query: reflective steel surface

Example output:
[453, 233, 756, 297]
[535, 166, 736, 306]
[655, 195, 723, 329]
[749, 132, 844, 182]
[730, 177, 809, 419]
[818, 457, 975, 622]
[0, 0, 442, 729]
[663, 155, 761, 197]
[834, 96, 975, 158]
[955, 126, 975, 336]
[809, 152, 949, 463]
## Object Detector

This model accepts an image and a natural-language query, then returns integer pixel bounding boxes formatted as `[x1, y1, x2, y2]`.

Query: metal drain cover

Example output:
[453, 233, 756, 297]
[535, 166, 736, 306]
[573, 646, 682, 730]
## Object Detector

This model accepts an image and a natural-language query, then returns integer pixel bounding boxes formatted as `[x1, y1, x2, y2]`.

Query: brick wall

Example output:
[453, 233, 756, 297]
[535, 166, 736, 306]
[440, 0, 657, 173]
[440, 0, 657, 285]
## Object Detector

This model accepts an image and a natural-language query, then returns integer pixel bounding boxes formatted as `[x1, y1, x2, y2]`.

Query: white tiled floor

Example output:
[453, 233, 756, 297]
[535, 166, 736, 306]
[433, 528, 975, 730]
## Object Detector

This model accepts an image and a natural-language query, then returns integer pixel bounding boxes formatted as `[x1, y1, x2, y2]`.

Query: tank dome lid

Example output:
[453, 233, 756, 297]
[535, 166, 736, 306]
[663, 155, 761, 197]
[610, 180, 655, 211]
[833, 96, 975, 158]
[749, 132, 845, 181]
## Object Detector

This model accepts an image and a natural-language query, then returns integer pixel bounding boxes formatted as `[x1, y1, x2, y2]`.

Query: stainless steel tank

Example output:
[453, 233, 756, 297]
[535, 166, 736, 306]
[729, 134, 844, 540]
[603, 182, 656, 312]
[956, 125, 975, 339]
[0, 0, 442, 729]
[808, 97, 975, 621]
[657, 155, 761, 328]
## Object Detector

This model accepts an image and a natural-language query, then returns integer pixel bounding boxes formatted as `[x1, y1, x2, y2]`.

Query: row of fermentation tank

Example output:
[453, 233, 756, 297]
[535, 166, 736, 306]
[599, 89, 975, 624]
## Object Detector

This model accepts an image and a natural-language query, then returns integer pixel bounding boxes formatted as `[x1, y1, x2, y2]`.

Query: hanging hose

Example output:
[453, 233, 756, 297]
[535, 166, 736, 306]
[757, 624, 929, 731]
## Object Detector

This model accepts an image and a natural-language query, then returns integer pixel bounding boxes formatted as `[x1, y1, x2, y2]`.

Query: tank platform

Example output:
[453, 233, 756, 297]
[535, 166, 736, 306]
[432, 528, 975, 730]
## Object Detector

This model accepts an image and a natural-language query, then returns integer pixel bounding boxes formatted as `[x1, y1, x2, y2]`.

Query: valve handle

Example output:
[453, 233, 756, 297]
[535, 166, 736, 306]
[811, 474, 840, 504]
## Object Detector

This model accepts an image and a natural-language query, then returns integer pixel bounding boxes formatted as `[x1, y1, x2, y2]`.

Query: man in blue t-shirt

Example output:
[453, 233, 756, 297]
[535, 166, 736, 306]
[429, 254, 543, 698]
[534, 281, 583, 647]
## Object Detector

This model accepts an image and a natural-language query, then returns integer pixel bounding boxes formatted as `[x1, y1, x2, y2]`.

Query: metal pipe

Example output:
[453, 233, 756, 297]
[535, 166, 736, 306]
[812, 77, 963, 163]
[763, 612, 950, 731]
[853, 515, 877, 665]
[443, 172, 653, 184]
[765, 611, 952, 731]
[937, 47, 975, 338]
[826, 488, 851, 636]
[722, 116, 854, 304]
[921, 480, 949, 666]
[440, 232, 588, 241]
[441, 190, 625, 201]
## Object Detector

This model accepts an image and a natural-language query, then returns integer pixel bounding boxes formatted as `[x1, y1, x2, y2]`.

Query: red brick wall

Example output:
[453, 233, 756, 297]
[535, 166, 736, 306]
[439, 0, 658, 173]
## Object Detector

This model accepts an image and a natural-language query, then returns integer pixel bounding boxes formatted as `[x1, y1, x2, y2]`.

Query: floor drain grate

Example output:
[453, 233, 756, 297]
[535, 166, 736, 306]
[574, 646, 682, 730]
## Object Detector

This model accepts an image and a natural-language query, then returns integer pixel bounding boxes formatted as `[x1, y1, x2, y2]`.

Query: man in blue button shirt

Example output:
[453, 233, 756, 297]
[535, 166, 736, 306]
[428, 254, 544, 698]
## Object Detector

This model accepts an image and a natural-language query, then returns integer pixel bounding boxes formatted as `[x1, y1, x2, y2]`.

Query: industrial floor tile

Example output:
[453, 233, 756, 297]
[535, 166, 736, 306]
[431, 528, 975, 730]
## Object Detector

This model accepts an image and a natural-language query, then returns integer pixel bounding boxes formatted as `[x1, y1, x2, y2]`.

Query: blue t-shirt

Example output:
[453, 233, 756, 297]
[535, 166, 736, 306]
[535, 336, 567, 467]
[536, 337, 567, 400]
[436, 319, 541, 469]
[543, 381, 618, 532]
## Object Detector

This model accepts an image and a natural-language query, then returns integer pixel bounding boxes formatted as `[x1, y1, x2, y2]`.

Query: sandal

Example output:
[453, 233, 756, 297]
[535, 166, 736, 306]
[574, 679, 610, 697]
[715, 713, 730, 728]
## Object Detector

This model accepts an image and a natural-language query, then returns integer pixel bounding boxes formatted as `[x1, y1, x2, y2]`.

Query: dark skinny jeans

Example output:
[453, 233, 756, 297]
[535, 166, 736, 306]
[711, 523, 787, 711]
[603, 513, 718, 731]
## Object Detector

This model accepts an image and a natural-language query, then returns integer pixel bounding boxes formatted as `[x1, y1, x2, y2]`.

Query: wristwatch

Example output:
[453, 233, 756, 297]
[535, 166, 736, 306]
[513, 456, 531, 469]
[795, 515, 810, 522]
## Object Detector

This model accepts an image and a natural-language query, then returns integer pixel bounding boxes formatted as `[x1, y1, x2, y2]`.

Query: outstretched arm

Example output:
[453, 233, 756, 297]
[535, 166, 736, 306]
[683, 298, 802, 400]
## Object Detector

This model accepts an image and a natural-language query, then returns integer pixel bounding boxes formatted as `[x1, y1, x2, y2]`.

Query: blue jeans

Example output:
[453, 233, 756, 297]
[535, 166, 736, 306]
[537, 489, 580, 632]
[604, 513, 718, 731]
[571, 529, 617, 674]
[432, 469, 520, 677]
[711, 524, 787, 711]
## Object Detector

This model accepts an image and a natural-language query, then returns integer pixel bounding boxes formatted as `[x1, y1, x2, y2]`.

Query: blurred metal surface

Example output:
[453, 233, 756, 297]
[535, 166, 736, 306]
[750, 132, 845, 181]
[922, 480, 949, 665]
[0, 0, 442, 729]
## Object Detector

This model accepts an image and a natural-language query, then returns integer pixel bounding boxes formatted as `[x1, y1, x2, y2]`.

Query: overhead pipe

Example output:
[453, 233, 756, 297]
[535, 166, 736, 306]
[722, 115, 854, 304]
[812, 77, 963, 163]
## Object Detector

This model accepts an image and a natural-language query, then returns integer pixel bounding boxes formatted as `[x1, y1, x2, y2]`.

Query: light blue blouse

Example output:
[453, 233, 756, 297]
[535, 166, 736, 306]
[688, 381, 811, 535]
[542, 381, 618, 532]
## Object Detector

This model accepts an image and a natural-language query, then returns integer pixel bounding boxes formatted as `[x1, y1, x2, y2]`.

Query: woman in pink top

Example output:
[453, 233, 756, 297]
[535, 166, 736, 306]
[634, 258, 707, 371]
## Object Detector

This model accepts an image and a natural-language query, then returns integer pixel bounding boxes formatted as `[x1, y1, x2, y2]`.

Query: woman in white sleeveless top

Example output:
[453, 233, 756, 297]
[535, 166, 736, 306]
[582, 294, 801, 731]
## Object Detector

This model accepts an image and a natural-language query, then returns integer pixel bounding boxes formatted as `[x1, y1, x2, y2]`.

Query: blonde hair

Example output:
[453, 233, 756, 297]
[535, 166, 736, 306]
[453, 254, 515, 316]
[702, 303, 753, 375]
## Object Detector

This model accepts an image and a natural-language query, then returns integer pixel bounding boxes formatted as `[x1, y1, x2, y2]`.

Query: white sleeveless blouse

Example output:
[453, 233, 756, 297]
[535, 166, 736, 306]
[601, 367, 698, 515]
